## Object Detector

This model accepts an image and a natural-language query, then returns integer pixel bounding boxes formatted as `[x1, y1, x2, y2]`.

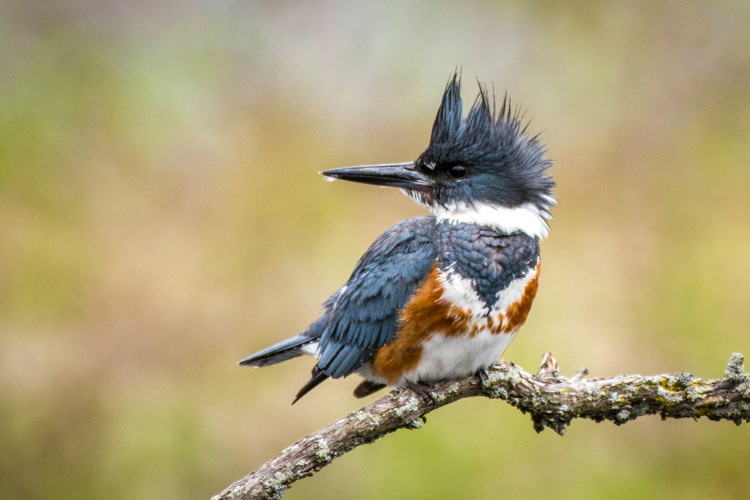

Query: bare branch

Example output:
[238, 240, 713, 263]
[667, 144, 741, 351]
[214, 353, 750, 500]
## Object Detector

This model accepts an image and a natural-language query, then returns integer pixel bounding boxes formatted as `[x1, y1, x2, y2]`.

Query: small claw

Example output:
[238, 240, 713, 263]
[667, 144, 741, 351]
[404, 381, 439, 404]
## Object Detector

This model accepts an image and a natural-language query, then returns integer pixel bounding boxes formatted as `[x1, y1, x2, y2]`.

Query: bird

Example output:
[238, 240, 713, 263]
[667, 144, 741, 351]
[239, 72, 555, 403]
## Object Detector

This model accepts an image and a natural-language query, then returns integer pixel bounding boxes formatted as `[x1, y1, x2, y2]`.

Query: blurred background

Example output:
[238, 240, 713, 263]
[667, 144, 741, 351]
[2, 1, 750, 499]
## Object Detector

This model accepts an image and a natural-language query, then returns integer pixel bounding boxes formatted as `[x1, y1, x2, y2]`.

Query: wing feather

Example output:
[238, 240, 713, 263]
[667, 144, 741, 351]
[316, 216, 437, 378]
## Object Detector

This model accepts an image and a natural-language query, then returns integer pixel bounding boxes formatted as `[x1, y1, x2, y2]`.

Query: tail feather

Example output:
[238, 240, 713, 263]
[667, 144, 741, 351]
[353, 380, 387, 398]
[292, 366, 329, 404]
[238, 335, 317, 367]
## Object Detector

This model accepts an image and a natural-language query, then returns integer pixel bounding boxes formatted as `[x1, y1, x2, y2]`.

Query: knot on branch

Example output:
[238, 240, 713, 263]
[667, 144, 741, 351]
[477, 353, 579, 435]
[724, 353, 747, 383]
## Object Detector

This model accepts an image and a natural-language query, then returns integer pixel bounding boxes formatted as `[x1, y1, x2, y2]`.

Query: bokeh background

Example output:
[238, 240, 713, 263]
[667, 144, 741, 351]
[3, 1, 750, 499]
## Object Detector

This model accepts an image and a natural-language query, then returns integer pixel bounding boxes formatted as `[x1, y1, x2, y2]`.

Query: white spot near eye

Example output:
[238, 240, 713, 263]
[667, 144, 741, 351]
[424, 162, 436, 171]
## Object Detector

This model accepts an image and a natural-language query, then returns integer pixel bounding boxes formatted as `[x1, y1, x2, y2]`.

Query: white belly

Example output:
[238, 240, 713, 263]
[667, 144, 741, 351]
[400, 328, 517, 385]
[396, 264, 537, 385]
[358, 263, 539, 387]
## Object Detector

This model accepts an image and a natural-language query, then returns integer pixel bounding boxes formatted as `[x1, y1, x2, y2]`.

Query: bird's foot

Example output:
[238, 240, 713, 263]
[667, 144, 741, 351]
[477, 367, 491, 386]
[403, 380, 439, 405]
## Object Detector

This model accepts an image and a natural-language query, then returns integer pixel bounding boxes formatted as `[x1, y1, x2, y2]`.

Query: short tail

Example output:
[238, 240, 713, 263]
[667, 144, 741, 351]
[238, 334, 318, 367]
[292, 366, 329, 404]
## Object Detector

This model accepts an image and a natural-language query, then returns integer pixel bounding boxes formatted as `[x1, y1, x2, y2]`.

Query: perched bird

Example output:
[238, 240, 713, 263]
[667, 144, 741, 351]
[240, 73, 554, 403]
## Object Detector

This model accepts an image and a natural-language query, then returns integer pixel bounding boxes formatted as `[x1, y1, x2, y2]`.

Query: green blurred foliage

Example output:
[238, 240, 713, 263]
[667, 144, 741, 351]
[1, 1, 749, 499]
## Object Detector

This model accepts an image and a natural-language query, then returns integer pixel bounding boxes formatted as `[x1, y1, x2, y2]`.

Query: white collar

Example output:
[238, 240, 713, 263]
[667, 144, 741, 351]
[432, 201, 550, 239]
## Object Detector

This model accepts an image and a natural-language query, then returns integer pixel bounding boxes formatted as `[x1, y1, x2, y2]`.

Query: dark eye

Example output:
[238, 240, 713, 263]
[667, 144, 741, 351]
[447, 165, 467, 179]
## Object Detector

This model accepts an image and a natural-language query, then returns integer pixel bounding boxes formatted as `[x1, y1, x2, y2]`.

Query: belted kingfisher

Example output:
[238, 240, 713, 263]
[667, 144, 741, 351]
[240, 73, 554, 403]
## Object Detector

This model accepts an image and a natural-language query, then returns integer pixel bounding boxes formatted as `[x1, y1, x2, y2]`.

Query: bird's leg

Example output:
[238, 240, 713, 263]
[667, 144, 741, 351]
[477, 367, 491, 386]
[403, 380, 439, 405]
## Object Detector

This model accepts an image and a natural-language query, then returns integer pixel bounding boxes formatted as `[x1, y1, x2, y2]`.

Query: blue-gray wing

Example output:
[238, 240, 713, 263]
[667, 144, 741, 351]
[316, 215, 437, 378]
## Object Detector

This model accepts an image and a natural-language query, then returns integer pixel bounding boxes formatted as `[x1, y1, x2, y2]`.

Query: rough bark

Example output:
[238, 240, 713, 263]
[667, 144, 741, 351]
[214, 353, 750, 500]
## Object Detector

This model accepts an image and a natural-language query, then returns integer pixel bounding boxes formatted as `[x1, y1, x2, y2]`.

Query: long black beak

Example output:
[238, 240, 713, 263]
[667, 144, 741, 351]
[320, 162, 432, 190]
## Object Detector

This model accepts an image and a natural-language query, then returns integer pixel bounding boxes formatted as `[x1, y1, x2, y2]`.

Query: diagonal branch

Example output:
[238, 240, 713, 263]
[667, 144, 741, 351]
[214, 353, 750, 500]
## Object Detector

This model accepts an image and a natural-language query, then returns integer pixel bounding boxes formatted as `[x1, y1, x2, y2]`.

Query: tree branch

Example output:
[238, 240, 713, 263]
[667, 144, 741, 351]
[214, 353, 750, 500]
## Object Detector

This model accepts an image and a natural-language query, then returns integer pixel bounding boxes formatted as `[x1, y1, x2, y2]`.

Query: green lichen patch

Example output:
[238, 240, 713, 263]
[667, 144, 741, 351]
[480, 367, 522, 400]
[313, 438, 331, 463]
[391, 396, 421, 419]
[724, 353, 747, 382]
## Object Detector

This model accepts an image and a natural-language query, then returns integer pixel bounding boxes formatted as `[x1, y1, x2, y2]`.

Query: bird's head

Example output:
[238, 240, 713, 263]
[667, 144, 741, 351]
[322, 73, 555, 238]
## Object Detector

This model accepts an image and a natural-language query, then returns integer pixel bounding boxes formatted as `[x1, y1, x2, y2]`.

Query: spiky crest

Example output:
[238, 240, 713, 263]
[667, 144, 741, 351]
[416, 73, 555, 214]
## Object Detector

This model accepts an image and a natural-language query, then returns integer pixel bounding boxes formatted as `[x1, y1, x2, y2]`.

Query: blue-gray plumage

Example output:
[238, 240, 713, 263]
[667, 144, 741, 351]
[239, 71, 555, 403]
[435, 222, 539, 308]
[317, 216, 437, 379]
